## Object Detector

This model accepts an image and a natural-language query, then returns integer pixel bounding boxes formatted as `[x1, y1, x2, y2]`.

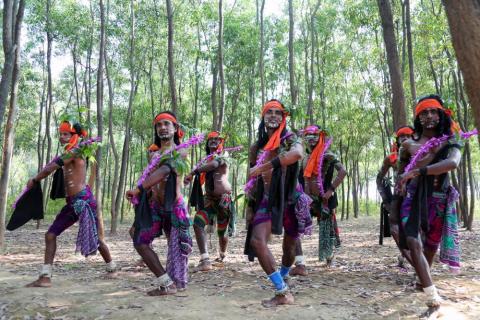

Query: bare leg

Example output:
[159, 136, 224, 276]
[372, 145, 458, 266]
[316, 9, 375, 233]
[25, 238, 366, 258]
[26, 232, 57, 287]
[406, 237, 433, 288]
[390, 224, 413, 266]
[423, 248, 436, 268]
[134, 244, 176, 296]
[134, 244, 165, 277]
[217, 236, 228, 261]
[289, 238, 307, 276]
[193, 225, 212, 271]
[250, 221, 294, 307]
[98, 239, 112, 263]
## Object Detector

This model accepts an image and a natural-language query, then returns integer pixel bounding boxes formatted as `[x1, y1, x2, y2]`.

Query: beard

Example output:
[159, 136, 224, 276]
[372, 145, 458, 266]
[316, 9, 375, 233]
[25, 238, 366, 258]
[421, 119, 439, 130]
[265, 120, 281, 129]
[158, 133, 173, 140]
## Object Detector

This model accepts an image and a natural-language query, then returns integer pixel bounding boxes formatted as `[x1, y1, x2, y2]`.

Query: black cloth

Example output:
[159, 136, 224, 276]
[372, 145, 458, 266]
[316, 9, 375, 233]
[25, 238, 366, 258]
[323, 160, 339, 210]
[189, 173, 205, 210]
[133, 187, 153, 242]
[379, 178, 392, 244]
[7, 182, 44, 231]
[399, 142, 460, 249]
[50, 168, 66, 199]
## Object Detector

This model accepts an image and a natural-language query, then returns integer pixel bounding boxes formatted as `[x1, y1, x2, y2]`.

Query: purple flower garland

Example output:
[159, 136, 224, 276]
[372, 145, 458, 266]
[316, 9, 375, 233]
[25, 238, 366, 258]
[192, 146, 243, 172]
[404, 129, 478, 174]
[316, 137, 333, 196]
[131, 133, 205, 205]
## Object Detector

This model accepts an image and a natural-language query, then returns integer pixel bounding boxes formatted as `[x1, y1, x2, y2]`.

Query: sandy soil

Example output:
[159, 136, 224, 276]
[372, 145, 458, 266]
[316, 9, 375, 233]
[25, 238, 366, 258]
[1, 215, 479, 320]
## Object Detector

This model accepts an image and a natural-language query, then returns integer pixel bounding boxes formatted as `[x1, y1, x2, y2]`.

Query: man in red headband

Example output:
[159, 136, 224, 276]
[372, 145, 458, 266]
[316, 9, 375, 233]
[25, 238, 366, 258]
[290, 125, 346, 276]
[393, 95, 461, 308]
[126, 111, 192, 296]
[184, 131, 234, 271]
[26, 120, 116, 288]
[376, 126, 414, 267]
[244, 99, 312, 307]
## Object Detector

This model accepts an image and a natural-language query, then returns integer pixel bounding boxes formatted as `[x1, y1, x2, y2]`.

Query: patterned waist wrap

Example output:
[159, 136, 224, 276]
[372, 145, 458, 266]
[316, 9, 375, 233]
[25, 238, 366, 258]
[69, 186, 99, 257]
[400, 180, 461, 269]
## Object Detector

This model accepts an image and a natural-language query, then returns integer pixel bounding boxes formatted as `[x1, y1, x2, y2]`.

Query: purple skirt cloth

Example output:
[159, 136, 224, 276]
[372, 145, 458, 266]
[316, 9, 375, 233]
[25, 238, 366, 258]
[165, 198, 192, 289]
[71, 187, 99, 257]
[295, 190, 313, 237]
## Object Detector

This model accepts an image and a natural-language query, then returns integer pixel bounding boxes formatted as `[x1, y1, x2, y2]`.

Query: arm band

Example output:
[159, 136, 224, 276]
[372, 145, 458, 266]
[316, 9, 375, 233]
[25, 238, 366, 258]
[55, 157, 64, 167]
[419, 167, 428, 176]
[270, 157, 281, 170]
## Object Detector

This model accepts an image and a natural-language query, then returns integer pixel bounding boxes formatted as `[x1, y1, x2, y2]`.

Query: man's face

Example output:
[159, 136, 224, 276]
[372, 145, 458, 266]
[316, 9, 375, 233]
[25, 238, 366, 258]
[398, 134, 412, 144]
[263, 107, 284, 129]
[304, 134, 320, 150]
[59, 131, 73, 145]
[155, 119, 176, 140]
[208, 137, 222, 150]
[418, 107, 440, 130]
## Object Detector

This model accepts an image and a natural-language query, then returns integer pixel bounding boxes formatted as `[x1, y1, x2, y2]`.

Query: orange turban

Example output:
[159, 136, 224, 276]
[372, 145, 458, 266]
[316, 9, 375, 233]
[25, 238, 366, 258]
[395, 127, 414, 137]
[261, 100, 288, 151]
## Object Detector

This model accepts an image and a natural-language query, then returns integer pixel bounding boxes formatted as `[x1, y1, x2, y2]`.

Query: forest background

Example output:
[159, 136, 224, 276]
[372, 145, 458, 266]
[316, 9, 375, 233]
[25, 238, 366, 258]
[0, 0, 479, 248]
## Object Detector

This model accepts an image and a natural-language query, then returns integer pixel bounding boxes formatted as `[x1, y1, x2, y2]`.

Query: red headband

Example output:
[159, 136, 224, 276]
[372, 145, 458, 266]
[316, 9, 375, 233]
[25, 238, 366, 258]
[395, 127, 414, 137]
[207, 131, 223, 140]
[415, 99, 444, 117]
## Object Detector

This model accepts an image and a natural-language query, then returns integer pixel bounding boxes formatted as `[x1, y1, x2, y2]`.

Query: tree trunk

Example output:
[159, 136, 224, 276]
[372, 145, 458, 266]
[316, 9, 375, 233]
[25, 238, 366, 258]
[306, 1, 321, 125]
[465, 141, 475, 230]
[95, 0, 106, 240]
[443, 1, 480, 145]
[166, 0, 178, 113]
[114, 0, 136, 229]
[0, 0, 16, 133]
[0, 0, 25, 250]
[405, 0, 416, 110]
[377, 0, 407, 130]
[259, 0, 265, 103]
[288, 0, 297, 111]
[217, 0, 225, 131]
[43, 0, 54, 211]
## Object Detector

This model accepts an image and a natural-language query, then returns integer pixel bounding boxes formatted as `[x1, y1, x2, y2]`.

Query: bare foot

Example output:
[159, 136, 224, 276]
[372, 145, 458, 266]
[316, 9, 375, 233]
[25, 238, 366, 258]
[261, 292, 295, 308]
[147, 283, 177, 296]
[420, 305, 440, 319]
[326, 254, 335, 268]
[193, 259, 213, 272]
[133, 259, 146, 268]
[25, 276, 51, 288]
[290, 264, 307, 277]
[214, 253, 226, 263]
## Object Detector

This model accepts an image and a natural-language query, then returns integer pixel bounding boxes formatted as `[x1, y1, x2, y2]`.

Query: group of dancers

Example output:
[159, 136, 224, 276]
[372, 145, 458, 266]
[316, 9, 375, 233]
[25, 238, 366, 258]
[19, 94, 468, 308]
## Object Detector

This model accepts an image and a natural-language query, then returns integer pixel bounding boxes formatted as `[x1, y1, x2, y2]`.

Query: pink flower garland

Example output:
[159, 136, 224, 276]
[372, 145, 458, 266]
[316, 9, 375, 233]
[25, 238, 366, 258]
[131, 133, 205, 205]
[244, 150, 269, 195]
[316, 137, 333, 196]
[404, 129, 478, 173]
[192, 146, 243, 172]
[12, 137, 102, 209]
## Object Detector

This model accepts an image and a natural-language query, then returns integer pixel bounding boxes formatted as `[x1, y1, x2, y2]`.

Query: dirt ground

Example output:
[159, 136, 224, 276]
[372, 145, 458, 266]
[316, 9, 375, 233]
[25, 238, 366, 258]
[1, 215, 479, 320]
